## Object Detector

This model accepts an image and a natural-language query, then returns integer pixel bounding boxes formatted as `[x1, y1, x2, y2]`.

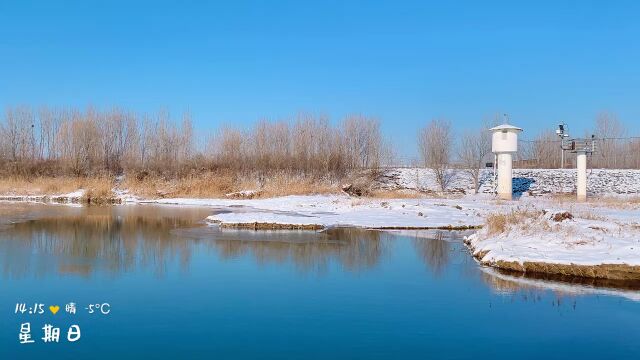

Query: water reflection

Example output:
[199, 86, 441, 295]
[0, 205, 209, 277]
[204, 228, 389, 272]
[480, 266, 640, 302]
[0, 204, 391, 277]
[0, 203, 638, 301]
[412, 231, 451, 276]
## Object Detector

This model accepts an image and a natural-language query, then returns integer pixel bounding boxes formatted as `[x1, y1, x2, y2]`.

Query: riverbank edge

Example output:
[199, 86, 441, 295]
[212, 221, 481, 231]
[464, 240, 640, 281]
[3, 192, 640, 281]
[0, 193, 122, 205]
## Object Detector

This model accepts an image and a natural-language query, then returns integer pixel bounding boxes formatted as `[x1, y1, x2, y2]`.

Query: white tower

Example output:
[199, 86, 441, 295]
[490, 124, 523, 200]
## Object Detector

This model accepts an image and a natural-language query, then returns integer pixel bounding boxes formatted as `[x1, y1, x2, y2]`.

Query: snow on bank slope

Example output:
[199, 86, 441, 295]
[465, 205, 640, 267]
[143, 194, 640, 276]
[0, 190, 85, 204]
[380, 168, 640, 196]
[140, 195, 494, 229]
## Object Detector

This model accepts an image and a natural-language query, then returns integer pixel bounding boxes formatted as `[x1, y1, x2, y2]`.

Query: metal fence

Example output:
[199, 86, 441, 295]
[517, 137, 640, 169]
[383, 137, 640, 170]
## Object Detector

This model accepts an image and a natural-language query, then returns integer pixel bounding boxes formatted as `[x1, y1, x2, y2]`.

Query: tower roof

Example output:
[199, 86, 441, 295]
[490, 124, 523, 132]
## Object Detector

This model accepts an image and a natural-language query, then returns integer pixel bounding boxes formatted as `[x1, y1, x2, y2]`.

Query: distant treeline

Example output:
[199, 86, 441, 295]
[0, 106, 637, 181]
[0, 106, 389, 177]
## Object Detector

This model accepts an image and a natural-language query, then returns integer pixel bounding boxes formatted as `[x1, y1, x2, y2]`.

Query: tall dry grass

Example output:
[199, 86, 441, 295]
[122, 171, 237, 198]
[122, 171, 341, 199]
[547, 194, 640, 209]
[0, 176, 114, 196]
[485, 208, 544, 235]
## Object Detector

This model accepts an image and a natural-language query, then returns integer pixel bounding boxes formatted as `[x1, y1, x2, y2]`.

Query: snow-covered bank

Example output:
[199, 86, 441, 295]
[141, 195, 493, 230]
[1, 170, 639, 280]
[465, 204, 640, 280]
[0, 190, 86, 204]
[135, 194, 640, 280]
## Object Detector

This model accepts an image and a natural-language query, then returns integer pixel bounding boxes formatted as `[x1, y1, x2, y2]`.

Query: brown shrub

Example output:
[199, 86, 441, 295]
[485, 208, 542, 235]
[122, 170, 237, 198]
[259, 172, 338, 197]
[552, 211, 574, 222]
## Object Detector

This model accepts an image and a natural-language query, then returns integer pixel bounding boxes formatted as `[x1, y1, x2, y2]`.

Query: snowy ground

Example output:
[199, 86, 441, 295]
[133, 194, 640, 274]
[140, 195, 497, 229]
[465, 201, 640, 267]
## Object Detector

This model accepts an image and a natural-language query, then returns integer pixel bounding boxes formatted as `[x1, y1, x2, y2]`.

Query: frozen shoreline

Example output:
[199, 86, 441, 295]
[133, 194, 640, 280]
[465, 213, 640, 267]
[108, 193, 640, 280]
[142, 195, 492, 230]
[0, 190, 86, 204]
[1, 187, 640, 279]
[464, 202, 640, 280]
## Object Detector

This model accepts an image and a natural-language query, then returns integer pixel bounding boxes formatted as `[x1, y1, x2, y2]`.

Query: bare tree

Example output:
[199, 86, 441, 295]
[458, 123, 491, 193]
[2, 106, 33, 173]
[593, 112, 626, 168]
[211, 125, 246, 171]
[179, 111, 194, 163]
[630, 139, 640, 169]
[418, 119, 454, 192]
[342, 115, 382, 170]
[532, 130, 561, 168]
[138, 115, 154, 169]
[38, 106, 62, 161]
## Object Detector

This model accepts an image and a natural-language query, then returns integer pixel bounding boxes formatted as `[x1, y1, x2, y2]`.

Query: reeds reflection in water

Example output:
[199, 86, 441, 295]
[0, 204, 211, 277]
[1, 203, 638, 303]
[203, 228, 390, 273]
[0, 204, 394, 277]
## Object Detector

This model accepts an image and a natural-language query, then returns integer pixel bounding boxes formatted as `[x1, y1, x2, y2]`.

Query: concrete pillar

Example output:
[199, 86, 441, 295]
[497, 152, 513, 200]
[576, 151, 587, 201]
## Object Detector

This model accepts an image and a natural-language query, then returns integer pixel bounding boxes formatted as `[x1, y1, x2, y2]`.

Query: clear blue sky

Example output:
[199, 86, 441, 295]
[1, 0, 639, 156]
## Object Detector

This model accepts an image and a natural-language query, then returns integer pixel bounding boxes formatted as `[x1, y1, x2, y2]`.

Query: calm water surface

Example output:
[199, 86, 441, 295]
[0, 203, 638, 359]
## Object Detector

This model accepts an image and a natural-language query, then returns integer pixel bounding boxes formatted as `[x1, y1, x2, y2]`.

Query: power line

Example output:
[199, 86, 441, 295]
[518, 136, 640, 143]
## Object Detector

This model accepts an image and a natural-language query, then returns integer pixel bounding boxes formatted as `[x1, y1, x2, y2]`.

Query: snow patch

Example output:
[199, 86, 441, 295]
[138, 195, 492, 229]
[466, 206, 640, 266]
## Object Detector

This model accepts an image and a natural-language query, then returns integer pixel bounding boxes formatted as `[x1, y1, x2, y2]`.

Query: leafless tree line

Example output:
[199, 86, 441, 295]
[0, 106, 195, 177]
[207, 114, 390, 175]
[418, 119, 492, 192]
[2, 106, 637, 182]
[0, 106, 389, 178]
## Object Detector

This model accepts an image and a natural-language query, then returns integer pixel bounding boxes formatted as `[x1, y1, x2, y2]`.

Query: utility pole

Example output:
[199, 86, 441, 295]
[556, 123, 569, 168]
[571, 135, 597, 201]
[31, 124, 36, 161]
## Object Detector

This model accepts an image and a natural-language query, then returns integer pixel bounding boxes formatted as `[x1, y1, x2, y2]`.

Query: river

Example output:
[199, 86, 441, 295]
[0, 203, 638, 359]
